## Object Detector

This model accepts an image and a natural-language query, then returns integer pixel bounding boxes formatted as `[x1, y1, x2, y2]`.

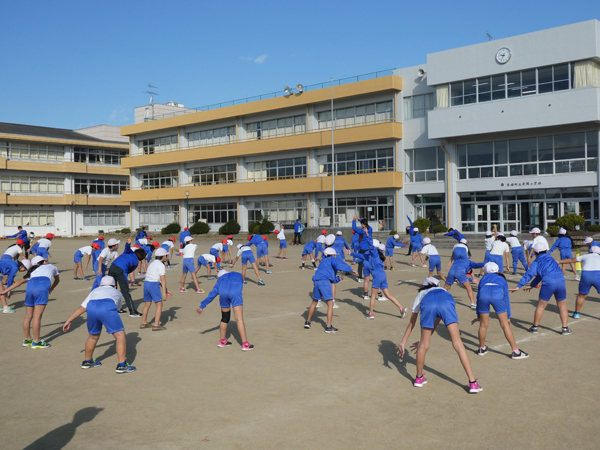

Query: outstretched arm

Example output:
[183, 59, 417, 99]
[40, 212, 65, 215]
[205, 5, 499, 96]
[63, 306, 86, 332]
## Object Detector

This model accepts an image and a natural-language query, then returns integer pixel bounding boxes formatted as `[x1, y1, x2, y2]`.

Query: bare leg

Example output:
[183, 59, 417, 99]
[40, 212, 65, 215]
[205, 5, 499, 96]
[85, 334, 100, 360]
[569, 262, 577, 276]
[241, 264, 247, 281]
[23, 306, 34, 340]
[462, 281, 476, 305]
[325, 300, 333, 327]
[446, 323, 476, 382]
[415, 328, 433, 377]
[478, 313, 490, 347]
[532, 300, 549, 326]
[113, 330, 127, 364]
[560, 263, 566, 276]
[307, 299, 318, 322]
[191, 273, 200, 291]
[180, 273, 187, 288]
[141, 301, 151, 324]
[368, 289, 377, 315]
[556, 299, 569, 327]
[154, 302, 163, 326]
[382, 288, 405, 313]
[232, 305, 248, 342]
[497, 312, 518, 351]
[575, 293, 587, 313]
[437, 270, 447, 282]
[251, 262, 261, 280]
[31, 304, 47, 342]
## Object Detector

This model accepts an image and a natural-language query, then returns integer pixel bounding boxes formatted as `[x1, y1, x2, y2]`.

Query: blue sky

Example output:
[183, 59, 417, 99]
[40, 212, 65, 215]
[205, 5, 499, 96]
[1, 1, 598, 130]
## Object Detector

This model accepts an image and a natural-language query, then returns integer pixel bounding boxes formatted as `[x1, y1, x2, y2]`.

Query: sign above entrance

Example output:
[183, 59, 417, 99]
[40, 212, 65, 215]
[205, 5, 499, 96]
[500, 181, 543, 188]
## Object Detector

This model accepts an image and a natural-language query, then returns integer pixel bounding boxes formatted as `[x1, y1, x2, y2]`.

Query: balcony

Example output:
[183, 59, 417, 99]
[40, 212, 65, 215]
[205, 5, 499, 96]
[0, 158, 129, 176]
[0, 193, 129, 206]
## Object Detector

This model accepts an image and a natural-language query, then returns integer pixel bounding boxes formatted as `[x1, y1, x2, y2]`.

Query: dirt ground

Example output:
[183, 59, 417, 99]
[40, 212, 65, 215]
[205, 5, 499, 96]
[1, 237, 599, 450]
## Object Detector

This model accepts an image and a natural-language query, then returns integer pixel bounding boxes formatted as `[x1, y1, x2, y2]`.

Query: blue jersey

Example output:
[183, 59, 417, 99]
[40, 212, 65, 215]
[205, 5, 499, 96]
[332, 236, 350, 255]
[312, 257, 353, 283]
[444, 230, 465, 242]
[0, 260, 19, 287]
[303, 241, 317, 254]
[386, 236, 405, 250]
[517, 253, 564, 288]
[7, 230, 28, 242]
[477, 273, 509, 301]
[351, 233, 360, 249]
[110, 244, 140, 275]
[549, 236, 572, 253]
[294, 221, 302, 233]
[136, 230, 148, 240]
[451, 258, 485, 273]
[92, 248, 102, 270]
[179, 230, 191, 244]
[200, 272, 244, 309]
[352, 220, 373, 251]
[92, 239, 105, 250]
[452, 244, 469, 261]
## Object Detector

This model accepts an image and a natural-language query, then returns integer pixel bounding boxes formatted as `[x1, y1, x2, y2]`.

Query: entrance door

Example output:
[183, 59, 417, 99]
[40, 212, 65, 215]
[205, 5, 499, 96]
[503, 203, 518, 232]
[477, 204, 501, 232]
[520, 202, 542, 232]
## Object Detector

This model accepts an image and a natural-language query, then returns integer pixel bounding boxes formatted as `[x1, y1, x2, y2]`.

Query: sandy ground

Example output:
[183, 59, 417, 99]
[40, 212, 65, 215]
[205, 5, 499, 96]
[1, 237, 599, 450]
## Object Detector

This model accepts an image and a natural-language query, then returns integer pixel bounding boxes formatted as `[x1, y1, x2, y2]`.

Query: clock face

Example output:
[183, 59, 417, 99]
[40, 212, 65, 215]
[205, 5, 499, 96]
[496, 47, 511, 64]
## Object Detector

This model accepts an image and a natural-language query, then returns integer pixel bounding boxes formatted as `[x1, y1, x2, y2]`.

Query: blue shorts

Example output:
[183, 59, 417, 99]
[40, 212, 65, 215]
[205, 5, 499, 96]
[86, 299, 124, 334]
[385, 247, 394, 257]
[241, 251, 255, 265]
[219, 290, 244, 309]
[197, 256, 208, 267]
[210, 248, 219, 259]
[160, 244, 170, 252]
[483, 250, 491, 264]
[256, 243, 267, 257]
[419, 289, 458, 328]
[74, 250, 83, 263]
[312, 279, 333, 301]
[446, 265, 469, 285]
[371, 270, 388, 290]
[428, 255, 442, 272]
[412, 244, 423, 253]
[363, 264, 371, 277]
[477, 284, 510, 317]
[488, 254, 504, 272]
[301, 247, 314, 257]
[182, 258, 196, 274]
[539, 276, 567, 301]
[279, 239, 287, 249]
[1, 254, 13, 261]
[143, 281, 162, 302]
[37, 247, 49, 259]
[559, 248, 573, 260]
[24, 277, 51, 307]
[578, 270, 600, 295]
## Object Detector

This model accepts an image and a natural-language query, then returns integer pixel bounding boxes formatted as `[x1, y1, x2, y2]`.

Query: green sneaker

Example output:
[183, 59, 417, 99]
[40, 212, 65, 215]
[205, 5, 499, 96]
[81, 359, 102, 369]
[22, 339, 33, 347]
[115, 362, 136, 374]
[3, 307, 16, 314]
[31, 340, 51, 349]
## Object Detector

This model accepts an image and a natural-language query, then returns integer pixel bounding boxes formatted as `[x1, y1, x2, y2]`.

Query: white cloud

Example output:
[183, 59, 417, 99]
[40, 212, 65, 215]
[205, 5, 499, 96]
[254, 54, 268, 64]
[239, 56, 253, 61]
[109, 107, 129, 124]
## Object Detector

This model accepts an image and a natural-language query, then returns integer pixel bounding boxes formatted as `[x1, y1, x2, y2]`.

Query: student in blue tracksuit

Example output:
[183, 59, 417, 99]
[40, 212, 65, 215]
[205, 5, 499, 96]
[304, 248, 357, 333]
[559, 246, 600, 318]
[350, 230, 360, 265]
[92, 239, 120, 290]
[247, 234, 272, 274]
[506, 230, 528, 275]
[444, 228, 471, 258]
[583, 236, 600, 252]
[179, 227, 191, 254]
[549, 228, 578, 280]
[419, 238, 446, 282]
[407, 216, 425, 267]
[197, 270, 254, 351]
[92, 236, 105, 251]
[397, 277, 483, 394]
[231, 244, 264, 285]
[300, 241, 318, 270]
[444, 255, 485, 309]
[352, 214, 373, 282]
[135, 227, 148, 241]
[385, 234, 406, 270]
[447, 239, 470, 273]
[107, 237, 146, 317]
[0, 259, 30, 313]
[333, 231, 350, 263]
[510, 242, 571, 335]
[471, 262, 529, 360]
[293, 218, 303, 245]
[6, 226, 29, 258]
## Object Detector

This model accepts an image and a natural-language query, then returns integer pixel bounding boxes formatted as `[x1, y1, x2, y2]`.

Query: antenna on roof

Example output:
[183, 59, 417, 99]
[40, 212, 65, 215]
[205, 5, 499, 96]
[146, 84, 158, 104]
[486, 33, 493, 41]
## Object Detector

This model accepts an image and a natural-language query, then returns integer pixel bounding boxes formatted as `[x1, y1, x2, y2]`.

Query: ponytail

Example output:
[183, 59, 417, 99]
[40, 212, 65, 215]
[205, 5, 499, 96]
[417, 283, 439, 292]
[24, 263, 44, 280]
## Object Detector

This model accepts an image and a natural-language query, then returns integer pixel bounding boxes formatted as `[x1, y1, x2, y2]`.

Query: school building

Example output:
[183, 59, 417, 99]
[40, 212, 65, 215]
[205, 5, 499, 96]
[0, 123, 130, 236]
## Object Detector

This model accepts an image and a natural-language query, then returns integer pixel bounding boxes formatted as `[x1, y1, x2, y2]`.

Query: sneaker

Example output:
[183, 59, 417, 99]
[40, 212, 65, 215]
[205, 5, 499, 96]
[304, 321, 311, 329]
[282, 257, 288, 260]
[411, 263, 415, 267]
[573, 312, 580, 319]
[357, 278, 364, 283]
[137, 272, 142, 276]
[3, 307, 15, 314]
[196, 289, 205, 294]
[31, 340, 51, 349]
[470, 303, 477, 310]
[414, 374, 427, 388]
[332, 302, 339, 309]
[575, 275, 580, 281]
[363, 294, 370, 300]
[377, 295, 388, 301]
[390, 266, 396, 271]
[180, 288, 188, 293]
[117, 308, 127, 314]
[276, 257, 281, 260]
[243, 281, 248, 285]
[152, 325, 166, 331]
[140, 323, 153, 329]
[511, 349, 529, 360]
[133, 282, 141, 287]
[400, 307, 407, 319]
[476, 346, 488, 356]
[115, 362, 136, 374]
[562, 327, 572, 335]
[22, 339, 33, 347]
[129, 311, 142, 318]
[269, 264, 273, 267]
[383, 266, 388, 270]
[207, 276, 215, 281]
[301, 266, 305, 270]
[325, 326, 338, 333]
[365, 313, 375, 319]
[421, 264, 428, 268]
[81, 359, 102, 369]
[218, 339, 232, 347]
[469, 379, 483, 393]
[257, 279, 265, 286]
[242, 342, 254, 351]
[266, 270, 272, 274]
[528, 325, 539, 334]
[73, 277, 80, 281]
[316, 301, 324, 308]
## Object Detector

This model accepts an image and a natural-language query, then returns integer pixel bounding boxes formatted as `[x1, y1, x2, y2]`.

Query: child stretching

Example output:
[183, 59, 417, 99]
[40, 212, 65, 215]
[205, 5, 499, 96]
[180, 236, 204, 294]
[445, 252, 485, 309]
[397, 277, 483, 393]
[558, 246, 600, 318]
[385, 234, 406, 270]
[549, 228, 578, 280]
[160, 237, 176, 267]
[0, 259, 30, 313]
[407, 216, 425, 267]
[62, 276, 136, 373]
[93, 239, 120, 290]
[197, 270, 254, 351]
[231, 244, 265, 285]
[275, 223, 288, 259]
[195, 253, 220, 280]
[73, 243, 99, 280]
[305, 247, 357, 333]
[140, 248, 172, 331]
[300, 241, 318, 270]
[420, 238, 446, 282]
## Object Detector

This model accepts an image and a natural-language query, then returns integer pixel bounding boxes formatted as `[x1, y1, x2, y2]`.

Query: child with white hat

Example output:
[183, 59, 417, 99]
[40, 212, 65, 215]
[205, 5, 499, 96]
[140, 248, 172, 331]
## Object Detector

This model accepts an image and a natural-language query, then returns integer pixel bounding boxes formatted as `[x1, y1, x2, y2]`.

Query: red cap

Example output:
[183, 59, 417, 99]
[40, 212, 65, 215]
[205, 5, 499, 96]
[227, 235, 233, 239]
[151, 241, 160, 247]
[247, 236, 252, 241]
[221, 238, 227, 243]
[98, 236, 104, 240]
[263, 236, 268, 240]
[273, 230, 279, 233]
[91, 243, 100, 250]
[147, 236, 152, 240]
[352, 230, 355, 234]
[184, 227, 188, 230]
[216, 257, 221, 263]
[321, 230, 327, 234]
[46, 233, 54, 238]
[169, 237, 176, 242]
[16, 239, 25, 245]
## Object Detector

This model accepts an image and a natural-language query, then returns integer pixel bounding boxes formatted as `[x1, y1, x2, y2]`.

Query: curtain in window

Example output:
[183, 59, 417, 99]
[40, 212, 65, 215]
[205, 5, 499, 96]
[574, 60, 600, 88]
[436, 85, 449, 108]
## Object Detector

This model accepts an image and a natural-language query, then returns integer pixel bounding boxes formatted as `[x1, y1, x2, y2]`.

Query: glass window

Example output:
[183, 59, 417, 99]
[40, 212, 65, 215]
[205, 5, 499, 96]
[458, 144, 467, 167]
[467, 142, 493, 166]
[463, 79, 477, 104]
[478, 77, 491, 102]
[553, 64, 569, 91]
[491, 74, 506, 100]
[414, 147, 437, 170]
[506, 72, 521, 98]
[554, 133, 585, 160]
[521, 69, 537, 96]
[451, 82, 463, 106]
[509, 138, 537, 163]
[538, 66, 553, 94]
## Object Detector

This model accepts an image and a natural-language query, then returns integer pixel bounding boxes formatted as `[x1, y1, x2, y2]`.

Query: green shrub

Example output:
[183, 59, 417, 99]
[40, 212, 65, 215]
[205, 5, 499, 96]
[587, 224, 600, 232]
[546, 225, 560, 237]
[189, 221, 210, 235]
[118, 228, 131, 234]
[555, 214, 586, 232]
[258, 218, 275, 235]
[219, 220, 241, 235]
[388, 230, 397, 236]
[432, 224, 448, 234]
[413, 218, 432, 234]
[135, 227, 143, 232]
[248, 221, 261, 234]
[161, 222, 181, 235]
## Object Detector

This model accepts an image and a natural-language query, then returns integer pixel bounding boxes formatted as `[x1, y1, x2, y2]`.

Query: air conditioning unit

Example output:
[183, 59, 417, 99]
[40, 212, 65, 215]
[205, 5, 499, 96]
[335, 215, 346, 227]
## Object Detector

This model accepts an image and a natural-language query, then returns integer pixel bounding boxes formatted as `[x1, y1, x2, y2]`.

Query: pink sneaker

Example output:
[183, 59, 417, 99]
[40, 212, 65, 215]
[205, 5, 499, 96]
[414, 373, 427, 388]
[180, 288, 187, 293]
[469, 379, 483, 393]
[218, 339, 232, 348]
[196, 289, 205, 294]
[242, 341, 254, 351]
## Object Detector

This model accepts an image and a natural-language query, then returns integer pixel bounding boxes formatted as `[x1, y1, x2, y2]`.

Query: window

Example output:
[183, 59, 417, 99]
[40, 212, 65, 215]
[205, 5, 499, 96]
[140, 170, 179, 189]
[317, 101, 393, 129]
[188, 126, 236, 147]
[404, 147, 445, 182]
[73, 147, 123, 165]
[139, 205, 179, 226]
[321, 148, 394, 176]
[192, 164, 236, 185]
[247, 115, 305, 139]
[139, 135, 178, 155]
[0, 175, 64, 194]
[403, 93, 434, 119]
[320, 196, 394, 230]
[248, 157, 306, 181]
[4, 210, 54, 227]
[0, 141, 64, 162]
[75, 178, 129, 195]
[189, 203, 237, 224]
[247, 200, 307, 224]
[83, 210, 126, 227]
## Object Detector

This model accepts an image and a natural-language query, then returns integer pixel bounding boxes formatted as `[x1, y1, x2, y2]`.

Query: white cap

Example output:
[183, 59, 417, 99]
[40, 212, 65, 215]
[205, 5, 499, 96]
[155, 248, 168, 257]
[184, 236, 194, 243]
[523, 240, 532, 248]
[372, 239, 380, 248]
[378, 244, 385, 251]
[107, 238, 120, 246]
[227, 239, 233, 246]
[422, 277, 440, 286]
[533, 242, 549, 253]
[325, 235, 335, 246]
[31, 256, 45, 265]
[460, 238, 467, 244]
[485, 231, 492, 236]
[324, 247, 337, 256]
[336, 231, 342, 236]
[21, 259, 31, 270]
[100, 276, 116, 286]
[530, 227, 541, 234]
[510, 230, 517, 236]
[237, 243, 243, 249]
[423, 237, 431, 245]
[484, 262, 499, 274]
[559, 228, 567, 235]
[584, 237, 593, 244]
[591, 246, 600, 255]
[217, 269, 228, 278]
[393, 234, 400, 240]
[413, 227, 419, 232]
[497, 232, 504, 237]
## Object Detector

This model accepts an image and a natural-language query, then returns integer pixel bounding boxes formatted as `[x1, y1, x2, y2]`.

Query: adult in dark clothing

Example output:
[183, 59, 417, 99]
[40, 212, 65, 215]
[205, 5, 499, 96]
[108, 237, 146, 317]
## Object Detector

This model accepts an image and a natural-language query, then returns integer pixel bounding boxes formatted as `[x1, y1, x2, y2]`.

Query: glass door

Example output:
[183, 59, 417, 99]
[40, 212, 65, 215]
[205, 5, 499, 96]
[521, 202, 542, 232]
[503, 203, 518, 232]
[477, 205, 488, 232]
[490, 204, 501, 230]
[477, 204, 501, 232]
[546, 202, 559, 228]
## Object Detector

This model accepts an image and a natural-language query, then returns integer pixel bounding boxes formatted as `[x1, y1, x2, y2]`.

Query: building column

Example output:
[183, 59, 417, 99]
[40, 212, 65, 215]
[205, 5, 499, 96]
[442, 141, 461, 228]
